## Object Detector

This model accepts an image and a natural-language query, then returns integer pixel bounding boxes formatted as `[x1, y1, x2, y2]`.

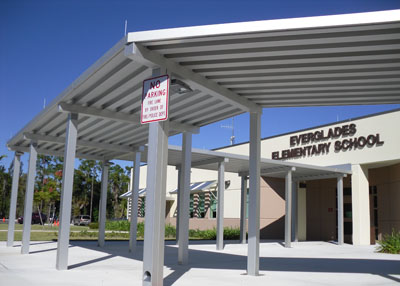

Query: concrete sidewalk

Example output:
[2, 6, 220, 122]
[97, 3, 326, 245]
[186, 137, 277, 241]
[0, 240, 399, 286]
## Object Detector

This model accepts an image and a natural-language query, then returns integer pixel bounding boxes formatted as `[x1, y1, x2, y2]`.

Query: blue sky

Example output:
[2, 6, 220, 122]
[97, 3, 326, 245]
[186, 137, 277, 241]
[1, 0, 400, 170]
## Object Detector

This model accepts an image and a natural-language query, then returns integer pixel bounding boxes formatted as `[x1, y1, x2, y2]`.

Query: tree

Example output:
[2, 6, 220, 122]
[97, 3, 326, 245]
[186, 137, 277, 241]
[34, 155, 62, 221]
[0, 155, 11, 218]
[78, 159, 101, 219]
[108, 164, 130, 218]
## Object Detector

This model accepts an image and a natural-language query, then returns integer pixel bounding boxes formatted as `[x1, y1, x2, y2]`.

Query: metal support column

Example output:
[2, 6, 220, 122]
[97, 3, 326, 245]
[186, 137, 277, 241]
[291, 181, 298, 242]
[7, 151, 23, 247]
[240, 175, 247, 244]
[129, 151, 142, 252]
[98, 161, 110, 248]
[175, 167, 181, 246]
[285, 168, 293, 248]
[21, 141, 38, 254]
[56, 113, 78, 270]
[337, 175, 344, 245]
[178, 132, 192, 264]
[142, 66, 169, 286]
[247, 111, 261, 275]
[216, 160, 225, 250]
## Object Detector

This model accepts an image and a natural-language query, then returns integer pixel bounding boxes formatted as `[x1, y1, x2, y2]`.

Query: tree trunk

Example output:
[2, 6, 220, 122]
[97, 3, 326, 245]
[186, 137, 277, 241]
[90, 175, 94, 219]
[113, 185, 120, 218]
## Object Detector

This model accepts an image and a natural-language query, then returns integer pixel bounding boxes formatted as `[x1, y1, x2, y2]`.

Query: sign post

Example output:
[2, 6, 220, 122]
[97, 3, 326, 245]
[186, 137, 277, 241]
[141, 75, 169, 124]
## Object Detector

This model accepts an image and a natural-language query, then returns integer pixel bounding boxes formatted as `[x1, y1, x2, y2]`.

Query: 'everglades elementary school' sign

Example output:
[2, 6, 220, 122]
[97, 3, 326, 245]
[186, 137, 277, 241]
[272, 123, 384, 160]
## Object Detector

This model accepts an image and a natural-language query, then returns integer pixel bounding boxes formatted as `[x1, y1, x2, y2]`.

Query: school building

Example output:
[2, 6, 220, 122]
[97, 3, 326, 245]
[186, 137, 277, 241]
[123, 108, 400, 245]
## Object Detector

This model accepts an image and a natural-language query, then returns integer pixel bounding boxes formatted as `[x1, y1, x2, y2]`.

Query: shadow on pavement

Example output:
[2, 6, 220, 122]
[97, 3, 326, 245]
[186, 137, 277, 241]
[68, 240, 400, 285]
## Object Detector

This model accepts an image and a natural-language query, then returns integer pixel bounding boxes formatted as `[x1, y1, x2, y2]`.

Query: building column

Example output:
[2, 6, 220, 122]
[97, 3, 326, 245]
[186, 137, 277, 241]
[216, 160, 225, 250]
[56, 113, 78, 270]
[337, 175, 344, 245]
[291, 181, 298, 242]
[142, 66, 169, 286]
[285, 168, 293, 248]
[298, 185, 307, 241]
[21, 141, 38, 254]
[240, 175, 247, 244]
[351, 164, 370, 245]
[129, 151, 142, 252]
[247, 111, 261, 276]
[175, 167, 181, 245]
[98, 161, 110, 248]
[7, 151, 23, 247]
[178, 132, 192, 264]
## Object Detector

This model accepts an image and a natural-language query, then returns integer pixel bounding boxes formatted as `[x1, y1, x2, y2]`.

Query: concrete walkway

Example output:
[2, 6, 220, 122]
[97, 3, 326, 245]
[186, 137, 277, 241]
[0, 240, 399, 286]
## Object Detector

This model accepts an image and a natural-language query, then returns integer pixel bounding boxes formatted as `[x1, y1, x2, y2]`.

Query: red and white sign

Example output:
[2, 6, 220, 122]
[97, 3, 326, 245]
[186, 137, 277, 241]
[141, 75, 169, 124]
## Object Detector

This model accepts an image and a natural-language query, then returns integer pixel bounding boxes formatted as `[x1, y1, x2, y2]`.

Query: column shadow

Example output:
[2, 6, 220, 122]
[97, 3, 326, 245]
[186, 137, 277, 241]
[67, 240, 400, 285]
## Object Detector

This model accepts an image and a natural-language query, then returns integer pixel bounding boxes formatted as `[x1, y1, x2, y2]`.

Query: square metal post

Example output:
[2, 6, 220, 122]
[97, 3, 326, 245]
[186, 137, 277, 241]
[98, 161, 110, 247]
[247, 111, 261, 275]
[216, 160, 225, 250]
[56, 113, 78, 270]
[291, 181, 298, 242]
[142, 66, 169, 286]
[178, 132, 192, 264]
[285, 169, 293, 248]
[337, 175, 344, 245]
[175, 167, 181, 245]
[21, 141, 38, 254]
[129, 151, 142, 252]
[7, 152, 23, 247]
[240, 175, 248, 244]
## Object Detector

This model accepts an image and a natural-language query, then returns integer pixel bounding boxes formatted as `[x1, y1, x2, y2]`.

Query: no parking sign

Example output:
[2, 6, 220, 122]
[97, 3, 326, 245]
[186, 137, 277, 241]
[141, 75, 169, 124]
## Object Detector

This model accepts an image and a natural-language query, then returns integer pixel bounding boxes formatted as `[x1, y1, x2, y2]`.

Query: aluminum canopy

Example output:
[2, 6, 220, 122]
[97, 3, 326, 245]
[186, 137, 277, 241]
[7, 9, 400, 163]
[150, 144, 352, 181]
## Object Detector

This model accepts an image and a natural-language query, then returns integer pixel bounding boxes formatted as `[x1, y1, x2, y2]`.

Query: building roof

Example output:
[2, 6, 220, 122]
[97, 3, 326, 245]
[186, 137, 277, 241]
[7, 9, 400, 162]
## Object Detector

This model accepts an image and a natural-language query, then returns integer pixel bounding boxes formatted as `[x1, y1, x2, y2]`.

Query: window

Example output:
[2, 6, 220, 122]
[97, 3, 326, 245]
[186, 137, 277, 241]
[189, 194, 194, 218]
[209, 191, 217, 218]
[139, 197, 145, 217]
[198, 193, 206, 218]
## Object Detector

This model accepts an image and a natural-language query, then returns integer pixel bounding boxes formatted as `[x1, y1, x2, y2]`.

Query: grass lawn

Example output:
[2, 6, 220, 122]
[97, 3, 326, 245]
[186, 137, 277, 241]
[0, 231, 58, 241]
[0, 223, 89, 231]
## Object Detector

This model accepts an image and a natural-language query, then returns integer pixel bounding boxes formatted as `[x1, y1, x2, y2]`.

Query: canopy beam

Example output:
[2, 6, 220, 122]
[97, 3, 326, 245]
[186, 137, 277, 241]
[59, 102, 199, 134]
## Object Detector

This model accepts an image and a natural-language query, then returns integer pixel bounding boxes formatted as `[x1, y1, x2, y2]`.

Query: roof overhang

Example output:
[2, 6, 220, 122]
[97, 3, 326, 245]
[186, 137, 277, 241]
[7, 9, 400, 162]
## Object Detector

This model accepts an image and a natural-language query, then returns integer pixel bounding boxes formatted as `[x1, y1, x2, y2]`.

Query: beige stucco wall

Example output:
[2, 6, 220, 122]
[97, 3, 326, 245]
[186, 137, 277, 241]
[131, 110, 400, 242]
[138, 164, 243, 219]
[221, 110, 400, 167]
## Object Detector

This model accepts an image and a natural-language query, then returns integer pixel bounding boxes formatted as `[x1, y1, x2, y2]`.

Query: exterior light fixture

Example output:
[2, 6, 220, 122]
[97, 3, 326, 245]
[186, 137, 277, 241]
[170, 79, 193, 94]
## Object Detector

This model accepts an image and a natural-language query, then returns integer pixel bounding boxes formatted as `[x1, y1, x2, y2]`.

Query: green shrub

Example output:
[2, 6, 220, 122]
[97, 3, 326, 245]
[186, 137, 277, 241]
[223, 227, 240, 240]
[377, 230, 400, 254]
[187, 227, 240, 240]
[165, 224, 176, 238]
[202, 229, 217, 240]
[88, 222, 98, 229]
[105, 220, 130, 231]
[137, 222, 145, 238]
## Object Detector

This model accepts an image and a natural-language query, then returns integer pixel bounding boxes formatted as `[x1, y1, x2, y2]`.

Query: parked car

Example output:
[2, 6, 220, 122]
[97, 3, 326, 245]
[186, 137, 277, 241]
[73, 215, 91, 226]
[17, 213, 47, 225]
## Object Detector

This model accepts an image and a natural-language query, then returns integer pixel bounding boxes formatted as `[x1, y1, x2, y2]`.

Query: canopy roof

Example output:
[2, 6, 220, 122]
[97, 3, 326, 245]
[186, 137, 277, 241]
[169, 181, 218, 194]
[153, 145, 352, 181]
[7, 9, 400, 161]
